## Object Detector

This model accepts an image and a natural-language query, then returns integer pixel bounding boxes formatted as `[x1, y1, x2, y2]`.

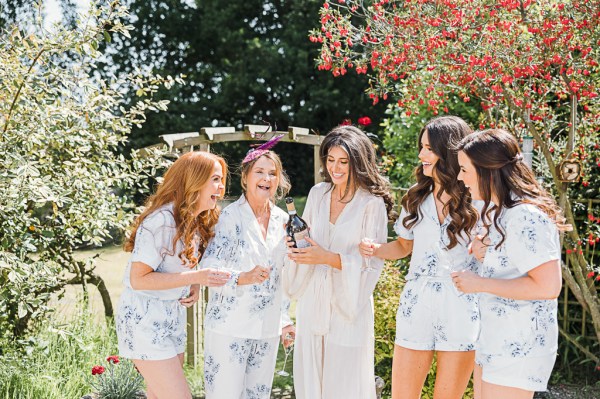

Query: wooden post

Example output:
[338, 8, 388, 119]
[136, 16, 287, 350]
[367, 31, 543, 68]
[186, 290, 207, 368]
[314, 145, 322, 184]
[186, 306, 196, 367]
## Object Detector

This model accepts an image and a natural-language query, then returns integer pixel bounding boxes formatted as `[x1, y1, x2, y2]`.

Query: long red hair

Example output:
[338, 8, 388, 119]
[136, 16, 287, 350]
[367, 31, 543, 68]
[124, 151, 228, 267]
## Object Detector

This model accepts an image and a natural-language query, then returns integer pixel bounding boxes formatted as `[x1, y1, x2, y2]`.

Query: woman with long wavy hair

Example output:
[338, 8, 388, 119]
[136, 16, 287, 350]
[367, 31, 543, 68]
[453, 129, 568, 399]
[360, 116, 479, 399]
[284, 125, 396, 399]
[116, 151, 232, 399]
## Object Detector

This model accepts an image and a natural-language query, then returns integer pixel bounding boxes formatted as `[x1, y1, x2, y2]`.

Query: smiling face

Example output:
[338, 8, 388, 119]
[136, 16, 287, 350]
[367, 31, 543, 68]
[196, 161, 225, 215]
[457, 150, 481, 200]
[418, 130, 440, 179]
[326, 146, 350, 188]
[244, 155, 278, 203]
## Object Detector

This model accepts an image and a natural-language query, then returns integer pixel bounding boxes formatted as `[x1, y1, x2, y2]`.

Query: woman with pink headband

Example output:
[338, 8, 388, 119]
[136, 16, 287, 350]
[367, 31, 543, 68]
[200, 136, 295, 399]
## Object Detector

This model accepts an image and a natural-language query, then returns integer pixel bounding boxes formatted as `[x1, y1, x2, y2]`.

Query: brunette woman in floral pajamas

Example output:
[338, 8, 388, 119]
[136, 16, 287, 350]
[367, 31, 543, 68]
[116, 151, 231, 399]
[360, 116, 480, 399]
[454, 129, 568, 398]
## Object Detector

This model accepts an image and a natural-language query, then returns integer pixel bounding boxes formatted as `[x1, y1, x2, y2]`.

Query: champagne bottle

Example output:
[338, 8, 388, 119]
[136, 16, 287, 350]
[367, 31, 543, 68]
[285, 197, 310, 248]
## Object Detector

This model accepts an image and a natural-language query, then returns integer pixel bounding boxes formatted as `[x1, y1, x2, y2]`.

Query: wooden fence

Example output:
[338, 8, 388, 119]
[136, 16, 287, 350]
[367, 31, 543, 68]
[559, 198, 599, 358]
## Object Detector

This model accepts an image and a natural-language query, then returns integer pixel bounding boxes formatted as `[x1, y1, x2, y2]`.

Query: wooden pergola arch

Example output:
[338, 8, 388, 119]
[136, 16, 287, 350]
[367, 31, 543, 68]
[154, 124, 325, 367]
[157, 124, 325, 186]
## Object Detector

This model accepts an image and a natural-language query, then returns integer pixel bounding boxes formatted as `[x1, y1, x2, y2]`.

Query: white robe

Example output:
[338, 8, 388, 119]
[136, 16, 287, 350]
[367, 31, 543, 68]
[283, 182, 388, 399]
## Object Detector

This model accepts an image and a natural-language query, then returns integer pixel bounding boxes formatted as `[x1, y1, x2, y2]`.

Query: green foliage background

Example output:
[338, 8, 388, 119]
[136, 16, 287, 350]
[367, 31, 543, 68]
[0, 2, 173, 341]
[94, 0, 388, 195]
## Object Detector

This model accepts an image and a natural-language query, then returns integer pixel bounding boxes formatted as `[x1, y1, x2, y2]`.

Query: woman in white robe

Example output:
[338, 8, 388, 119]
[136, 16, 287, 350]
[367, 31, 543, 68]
[284, 125, 396, 399]
[200, 147, 295, 399]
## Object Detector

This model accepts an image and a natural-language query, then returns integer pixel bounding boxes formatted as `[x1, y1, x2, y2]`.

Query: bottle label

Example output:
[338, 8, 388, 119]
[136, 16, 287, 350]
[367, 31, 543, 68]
[294, 230, 311, 248]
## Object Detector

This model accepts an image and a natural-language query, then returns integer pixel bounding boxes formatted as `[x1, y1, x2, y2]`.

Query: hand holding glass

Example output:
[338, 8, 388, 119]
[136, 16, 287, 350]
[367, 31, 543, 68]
[255, 262, 272, 297]
[361, 217, 377, 272]
[276, 334, 294, 377]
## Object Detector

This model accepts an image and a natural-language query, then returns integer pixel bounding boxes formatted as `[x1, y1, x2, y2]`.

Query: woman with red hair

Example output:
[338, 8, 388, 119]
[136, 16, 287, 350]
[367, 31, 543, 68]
[116, 151, 231, 399]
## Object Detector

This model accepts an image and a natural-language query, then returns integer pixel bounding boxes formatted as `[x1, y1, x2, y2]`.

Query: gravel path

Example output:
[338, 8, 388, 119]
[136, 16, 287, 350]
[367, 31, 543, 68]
[270, 384, 600, 399]
[534, 384, 600, 399]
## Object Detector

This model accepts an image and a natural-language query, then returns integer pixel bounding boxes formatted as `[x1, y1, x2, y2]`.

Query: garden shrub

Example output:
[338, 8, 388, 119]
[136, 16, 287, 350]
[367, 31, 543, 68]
[0, 2, 178, 339]
[373, 260, 405, 397]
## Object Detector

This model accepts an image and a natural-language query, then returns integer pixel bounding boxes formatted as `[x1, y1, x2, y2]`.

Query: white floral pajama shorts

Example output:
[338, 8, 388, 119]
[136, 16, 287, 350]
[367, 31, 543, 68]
[116, 288, 187, 360]
[476, 352, 557, 392]
[394, 277, 480, 351]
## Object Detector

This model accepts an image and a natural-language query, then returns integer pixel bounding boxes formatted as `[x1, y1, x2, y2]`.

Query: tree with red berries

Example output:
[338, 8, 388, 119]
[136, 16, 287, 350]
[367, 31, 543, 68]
[312, 0, 600, 359]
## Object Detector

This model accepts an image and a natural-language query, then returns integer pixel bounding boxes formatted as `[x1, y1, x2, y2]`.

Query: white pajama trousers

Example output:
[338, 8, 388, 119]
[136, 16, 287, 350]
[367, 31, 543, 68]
[203, 330, 279, 399]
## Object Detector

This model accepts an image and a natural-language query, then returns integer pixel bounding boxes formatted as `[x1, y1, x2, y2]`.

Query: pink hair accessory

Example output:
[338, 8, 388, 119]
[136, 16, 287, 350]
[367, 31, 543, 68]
[242, 134, 285, 164]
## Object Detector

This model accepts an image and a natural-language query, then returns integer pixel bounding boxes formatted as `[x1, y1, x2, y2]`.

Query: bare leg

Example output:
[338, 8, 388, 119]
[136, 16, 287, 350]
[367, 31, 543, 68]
[473, 363, 483, 399]
[144, 353, 186, 399]
[481, 381, 534, 399]
[134, 354, 191, 399]
[391, 345, 434, 399]
[432, 351, 475, 399]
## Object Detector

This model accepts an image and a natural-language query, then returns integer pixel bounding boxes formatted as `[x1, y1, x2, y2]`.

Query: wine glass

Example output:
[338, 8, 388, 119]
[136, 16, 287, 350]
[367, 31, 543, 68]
[254, 258, 273, 297]
[276, 334, 294, 377]
[437, 240, 463, 296]
[361, 217, 377, 273]
[213, 246, 226, 304]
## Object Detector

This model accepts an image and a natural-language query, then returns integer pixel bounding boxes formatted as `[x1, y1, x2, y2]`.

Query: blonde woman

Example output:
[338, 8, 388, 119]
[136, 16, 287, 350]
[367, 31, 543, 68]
[201, 137, 295, 399]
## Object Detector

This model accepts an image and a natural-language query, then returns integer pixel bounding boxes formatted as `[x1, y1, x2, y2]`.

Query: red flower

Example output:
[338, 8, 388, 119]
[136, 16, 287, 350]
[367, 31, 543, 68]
[358, 116, 372, 126]
[340, 119, 352, 126]
[596, 275, 600, 282]
[91, 365, 105, 375]
[566, 249, 572, 254]
[106, 355, 120, 364]
[587, 271, 595, 279]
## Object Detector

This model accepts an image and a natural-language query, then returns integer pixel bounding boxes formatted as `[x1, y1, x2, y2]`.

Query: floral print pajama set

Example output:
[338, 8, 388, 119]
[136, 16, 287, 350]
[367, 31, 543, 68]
[394, 193, 481, 352]
[116, 204, 192, 360]
[476, 202, 560, 391]
[200, 196, 292, 399]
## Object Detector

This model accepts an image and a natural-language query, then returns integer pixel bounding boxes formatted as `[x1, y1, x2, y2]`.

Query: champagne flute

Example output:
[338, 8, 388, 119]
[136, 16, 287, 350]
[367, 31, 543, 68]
[276, 334, 294, 377]
[214, 246, 226, 304]
[254, 258, 273, 297]
[437, 240, 463, 296]
[361, 216, 377, 273]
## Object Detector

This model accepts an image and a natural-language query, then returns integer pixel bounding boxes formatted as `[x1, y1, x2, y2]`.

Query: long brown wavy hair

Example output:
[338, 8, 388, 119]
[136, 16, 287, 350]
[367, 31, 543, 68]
[124, 151, 228, 267]
[401, 116, 478, 249]
[319, 125, 397, 221]
[456, 128, 570, 248]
